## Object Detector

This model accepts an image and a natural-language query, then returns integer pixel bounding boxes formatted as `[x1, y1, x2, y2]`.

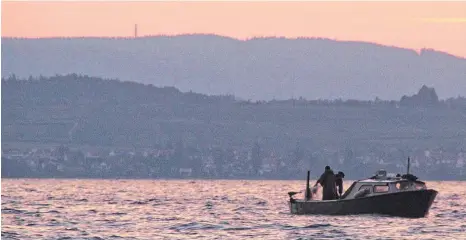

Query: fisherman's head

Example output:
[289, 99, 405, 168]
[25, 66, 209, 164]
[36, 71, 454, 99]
[337, 171, 345, 178]
[325, 166, 331, 171]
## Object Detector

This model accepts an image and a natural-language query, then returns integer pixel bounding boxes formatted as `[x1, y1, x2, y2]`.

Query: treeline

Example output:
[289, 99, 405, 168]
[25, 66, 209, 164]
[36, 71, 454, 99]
[4, 73, 466, 108]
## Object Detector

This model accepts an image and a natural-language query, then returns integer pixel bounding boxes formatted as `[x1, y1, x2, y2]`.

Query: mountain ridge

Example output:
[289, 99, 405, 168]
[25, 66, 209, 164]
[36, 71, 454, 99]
[3, 34, 464, 59]
[3, 34, 466, 101]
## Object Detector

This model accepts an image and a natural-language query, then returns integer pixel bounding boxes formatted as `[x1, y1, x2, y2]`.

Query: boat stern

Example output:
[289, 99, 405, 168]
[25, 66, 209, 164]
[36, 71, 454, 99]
[289, 201, 298, 214]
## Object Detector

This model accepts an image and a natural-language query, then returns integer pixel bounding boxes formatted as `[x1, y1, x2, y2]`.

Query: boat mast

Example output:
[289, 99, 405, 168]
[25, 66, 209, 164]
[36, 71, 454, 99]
[305, 170, 311, 201]
[407, 157, 410, 175]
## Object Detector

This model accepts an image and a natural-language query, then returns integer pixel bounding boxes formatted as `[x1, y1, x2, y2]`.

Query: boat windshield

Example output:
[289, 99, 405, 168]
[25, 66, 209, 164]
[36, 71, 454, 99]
[414, 182, 427, 190]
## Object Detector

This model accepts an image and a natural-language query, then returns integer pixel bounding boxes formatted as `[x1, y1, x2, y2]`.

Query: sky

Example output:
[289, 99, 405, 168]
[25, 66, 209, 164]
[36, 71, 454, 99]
[2, 1, 466, 58]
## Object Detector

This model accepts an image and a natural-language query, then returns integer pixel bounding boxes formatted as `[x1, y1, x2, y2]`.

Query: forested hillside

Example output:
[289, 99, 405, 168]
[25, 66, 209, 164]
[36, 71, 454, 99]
[2, 74, 466, 179]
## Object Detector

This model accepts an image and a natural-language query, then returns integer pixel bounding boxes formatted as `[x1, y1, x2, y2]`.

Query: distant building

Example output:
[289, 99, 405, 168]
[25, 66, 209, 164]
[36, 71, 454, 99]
[179, 168, 192, 177]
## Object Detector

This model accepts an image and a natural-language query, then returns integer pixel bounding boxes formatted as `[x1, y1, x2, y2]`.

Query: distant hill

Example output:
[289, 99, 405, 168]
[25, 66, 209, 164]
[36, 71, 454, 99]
[2, 34, 466, 101]
[2, 74, 466, 153]
[3, 74, 466, 180]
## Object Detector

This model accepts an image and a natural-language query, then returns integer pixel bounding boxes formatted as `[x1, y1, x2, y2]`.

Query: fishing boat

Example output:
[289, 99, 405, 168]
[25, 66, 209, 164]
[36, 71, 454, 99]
[288, 158, 438, 218]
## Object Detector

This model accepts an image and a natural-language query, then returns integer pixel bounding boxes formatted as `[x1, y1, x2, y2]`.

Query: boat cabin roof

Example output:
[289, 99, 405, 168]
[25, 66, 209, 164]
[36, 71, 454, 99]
[357, 169, 425, 184]
[339, 170, 427, 200]
[358, 178, 425, 184]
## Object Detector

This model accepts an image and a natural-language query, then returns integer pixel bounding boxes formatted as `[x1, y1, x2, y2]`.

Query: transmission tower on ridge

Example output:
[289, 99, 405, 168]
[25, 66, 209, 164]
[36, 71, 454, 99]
[134, 24, 138, 38]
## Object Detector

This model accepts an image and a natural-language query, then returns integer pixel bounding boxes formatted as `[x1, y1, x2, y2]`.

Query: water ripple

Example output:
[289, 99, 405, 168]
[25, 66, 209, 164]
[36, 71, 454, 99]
[2, 180, 466, 240]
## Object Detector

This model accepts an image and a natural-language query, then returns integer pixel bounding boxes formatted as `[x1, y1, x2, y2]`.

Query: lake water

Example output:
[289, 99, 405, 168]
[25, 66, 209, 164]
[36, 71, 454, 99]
[1, 179, 465, 240]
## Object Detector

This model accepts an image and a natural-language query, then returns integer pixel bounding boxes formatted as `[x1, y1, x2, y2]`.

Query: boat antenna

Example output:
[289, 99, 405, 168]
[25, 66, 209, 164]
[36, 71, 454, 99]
[407, 157, 410, 175]
[305, 170, 311, 201]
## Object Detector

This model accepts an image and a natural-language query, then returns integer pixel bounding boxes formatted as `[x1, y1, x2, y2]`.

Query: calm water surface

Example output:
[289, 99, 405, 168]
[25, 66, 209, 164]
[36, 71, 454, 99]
[2, 179, 465, 240]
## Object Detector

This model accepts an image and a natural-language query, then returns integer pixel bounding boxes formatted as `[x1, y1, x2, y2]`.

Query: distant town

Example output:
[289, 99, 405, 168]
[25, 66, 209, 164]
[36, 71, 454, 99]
[2, 142, 465, 180]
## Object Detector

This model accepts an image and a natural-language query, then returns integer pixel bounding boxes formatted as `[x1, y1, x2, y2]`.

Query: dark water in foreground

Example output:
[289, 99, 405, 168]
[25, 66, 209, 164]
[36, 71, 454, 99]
[1, 179, 465, 240]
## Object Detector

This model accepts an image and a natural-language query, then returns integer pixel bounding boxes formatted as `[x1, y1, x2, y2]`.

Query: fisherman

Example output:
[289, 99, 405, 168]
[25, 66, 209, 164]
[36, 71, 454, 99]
[314, 166, 337, 200]
[335, 171, 345, 199]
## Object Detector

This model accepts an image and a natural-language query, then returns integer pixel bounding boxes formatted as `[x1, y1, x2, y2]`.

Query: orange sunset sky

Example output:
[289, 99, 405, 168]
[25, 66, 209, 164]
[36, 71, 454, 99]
[2, 1, 466, 58]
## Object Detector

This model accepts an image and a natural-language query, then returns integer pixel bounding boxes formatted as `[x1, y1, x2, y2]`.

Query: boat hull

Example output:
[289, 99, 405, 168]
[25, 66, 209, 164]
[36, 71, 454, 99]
[289, 189, 438, 218]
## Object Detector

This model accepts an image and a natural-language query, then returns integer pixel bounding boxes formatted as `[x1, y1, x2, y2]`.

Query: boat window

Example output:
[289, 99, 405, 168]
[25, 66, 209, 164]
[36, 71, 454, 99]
[373, 185, 389, 193]
[358, 185, 372, 192]
[395, 181, 410, 190]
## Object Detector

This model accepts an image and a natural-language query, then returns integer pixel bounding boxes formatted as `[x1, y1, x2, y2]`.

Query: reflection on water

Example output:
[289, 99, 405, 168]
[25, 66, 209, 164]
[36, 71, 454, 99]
[2, 179, 466, 239]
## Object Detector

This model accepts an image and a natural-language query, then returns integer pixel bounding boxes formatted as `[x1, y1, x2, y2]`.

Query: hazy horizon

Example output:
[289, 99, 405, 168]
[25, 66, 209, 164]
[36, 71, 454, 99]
[3, 1, 466, 58]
